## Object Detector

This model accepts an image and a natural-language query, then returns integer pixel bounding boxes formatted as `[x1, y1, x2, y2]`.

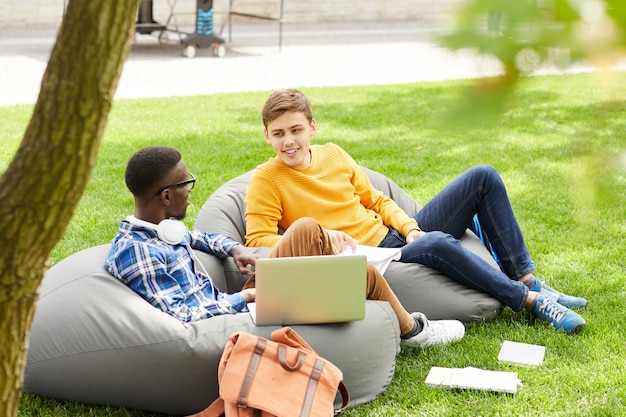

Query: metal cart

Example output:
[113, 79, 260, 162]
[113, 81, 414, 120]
[181, 0, 226, 58]
[135, 0, 225, 58]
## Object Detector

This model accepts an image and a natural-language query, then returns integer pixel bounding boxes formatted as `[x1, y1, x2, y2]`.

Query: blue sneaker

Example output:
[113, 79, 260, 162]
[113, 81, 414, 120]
[530, 278, 587, 309]
[531, 296, 585, 334]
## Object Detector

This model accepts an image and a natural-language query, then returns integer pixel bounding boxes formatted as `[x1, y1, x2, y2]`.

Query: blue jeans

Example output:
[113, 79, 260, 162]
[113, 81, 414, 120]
[379, 165, 533, 312]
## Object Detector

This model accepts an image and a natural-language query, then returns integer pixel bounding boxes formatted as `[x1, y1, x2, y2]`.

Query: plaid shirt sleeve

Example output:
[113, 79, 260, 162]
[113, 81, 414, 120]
[105, 223, 246, 322]
[188, 229, 239, 258]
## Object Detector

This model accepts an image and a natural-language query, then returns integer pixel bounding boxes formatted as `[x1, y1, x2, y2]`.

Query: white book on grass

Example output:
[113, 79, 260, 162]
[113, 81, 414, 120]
[498, 340, 546, 366]
[340, 244, 401, 274]
[425, 366, 521, 395]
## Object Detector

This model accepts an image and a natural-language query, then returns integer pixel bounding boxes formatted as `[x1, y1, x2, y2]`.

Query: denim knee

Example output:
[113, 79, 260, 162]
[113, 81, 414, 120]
[421, 230, 455, 249]
[403, 231, 455, 259]
[468, 164, 500, 185]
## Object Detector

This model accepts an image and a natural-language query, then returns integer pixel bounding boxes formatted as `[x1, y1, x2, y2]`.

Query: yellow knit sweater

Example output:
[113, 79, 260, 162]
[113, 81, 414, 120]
[245, 143, 419, 248]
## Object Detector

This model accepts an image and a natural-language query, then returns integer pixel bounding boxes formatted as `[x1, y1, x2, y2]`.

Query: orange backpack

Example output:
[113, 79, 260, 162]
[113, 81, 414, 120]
[188, 327, 349, 417]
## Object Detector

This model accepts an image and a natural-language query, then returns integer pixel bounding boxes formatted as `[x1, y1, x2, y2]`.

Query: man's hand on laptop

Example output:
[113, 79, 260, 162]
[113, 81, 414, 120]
[231, 244, 258, 277]
[326, 229, 358, 254]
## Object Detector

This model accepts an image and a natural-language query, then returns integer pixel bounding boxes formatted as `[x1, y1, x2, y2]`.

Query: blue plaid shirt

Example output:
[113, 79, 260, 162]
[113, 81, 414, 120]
[105, 220, 246, 322]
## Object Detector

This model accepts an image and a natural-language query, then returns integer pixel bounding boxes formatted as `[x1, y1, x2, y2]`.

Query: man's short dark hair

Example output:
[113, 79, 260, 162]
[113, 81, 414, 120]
[125, 146, 182, 196]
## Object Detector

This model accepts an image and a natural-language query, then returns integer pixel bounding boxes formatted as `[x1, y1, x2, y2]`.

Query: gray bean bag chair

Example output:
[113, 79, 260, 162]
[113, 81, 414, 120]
[195, 167, 503, 322]
[24, 245, 400, 415]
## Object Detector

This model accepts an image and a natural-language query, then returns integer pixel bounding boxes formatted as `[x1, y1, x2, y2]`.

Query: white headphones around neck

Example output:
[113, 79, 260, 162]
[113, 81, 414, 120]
[126, 216, 187, 245]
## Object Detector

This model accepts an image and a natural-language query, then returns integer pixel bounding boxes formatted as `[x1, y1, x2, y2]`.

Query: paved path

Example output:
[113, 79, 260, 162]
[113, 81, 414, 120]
[0, 21, 622, 107]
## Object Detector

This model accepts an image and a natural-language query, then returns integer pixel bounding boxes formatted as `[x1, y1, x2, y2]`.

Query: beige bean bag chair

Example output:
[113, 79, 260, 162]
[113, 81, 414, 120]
[24, 246, 400, 415]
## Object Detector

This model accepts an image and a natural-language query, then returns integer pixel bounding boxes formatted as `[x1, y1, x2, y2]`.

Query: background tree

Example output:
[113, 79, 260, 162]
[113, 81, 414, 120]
[438, 0, 626, 125]
[0, 1, 138, 416]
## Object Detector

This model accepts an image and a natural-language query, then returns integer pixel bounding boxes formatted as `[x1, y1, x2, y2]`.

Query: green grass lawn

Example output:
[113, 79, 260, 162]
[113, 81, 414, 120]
[3, 72, 625, 416]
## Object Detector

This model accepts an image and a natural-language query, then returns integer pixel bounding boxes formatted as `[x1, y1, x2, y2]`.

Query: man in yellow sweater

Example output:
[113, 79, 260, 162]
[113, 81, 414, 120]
[245, 88, 588, 335]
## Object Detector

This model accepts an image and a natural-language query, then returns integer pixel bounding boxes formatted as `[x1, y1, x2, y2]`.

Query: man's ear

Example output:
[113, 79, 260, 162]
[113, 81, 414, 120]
[264, 128, 271, 144]
[310, 119, 317, 136]
[159, 189, 171, 206]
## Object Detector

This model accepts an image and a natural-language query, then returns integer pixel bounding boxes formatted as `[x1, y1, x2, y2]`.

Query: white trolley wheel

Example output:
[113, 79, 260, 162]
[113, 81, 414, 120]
[212, 43, 226, 58]
[182, 45, 196, 58]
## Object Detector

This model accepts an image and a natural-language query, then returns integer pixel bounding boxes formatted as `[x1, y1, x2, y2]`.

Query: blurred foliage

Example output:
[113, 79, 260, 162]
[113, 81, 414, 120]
[438, 0, 626, 125]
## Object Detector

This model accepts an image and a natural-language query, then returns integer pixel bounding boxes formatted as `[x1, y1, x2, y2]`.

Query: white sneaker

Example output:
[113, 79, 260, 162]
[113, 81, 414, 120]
[400, 312, 465, 348]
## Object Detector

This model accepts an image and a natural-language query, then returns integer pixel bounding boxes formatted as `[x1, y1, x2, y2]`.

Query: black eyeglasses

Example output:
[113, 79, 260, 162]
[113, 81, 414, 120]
[155, 173, 196, 195]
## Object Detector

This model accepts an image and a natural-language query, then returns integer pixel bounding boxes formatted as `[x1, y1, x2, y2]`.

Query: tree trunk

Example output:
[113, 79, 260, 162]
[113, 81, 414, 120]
[0, 1, 138, 416]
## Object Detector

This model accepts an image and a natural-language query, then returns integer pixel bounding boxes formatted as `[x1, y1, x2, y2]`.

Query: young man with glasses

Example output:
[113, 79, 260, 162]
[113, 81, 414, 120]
[104, 146, 465, 348]
[105, 146, 258, 321]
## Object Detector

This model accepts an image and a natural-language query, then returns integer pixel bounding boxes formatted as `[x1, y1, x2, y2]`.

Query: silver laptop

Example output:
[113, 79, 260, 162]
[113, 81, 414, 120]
[247, 255, 367, 326]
